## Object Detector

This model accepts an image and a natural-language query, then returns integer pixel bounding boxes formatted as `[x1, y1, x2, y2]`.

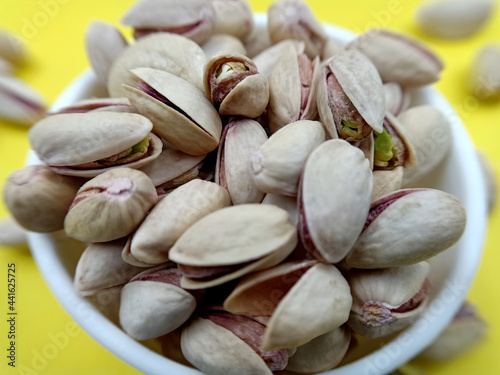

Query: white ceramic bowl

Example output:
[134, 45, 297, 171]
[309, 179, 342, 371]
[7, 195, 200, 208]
[27, 15, 488, 375]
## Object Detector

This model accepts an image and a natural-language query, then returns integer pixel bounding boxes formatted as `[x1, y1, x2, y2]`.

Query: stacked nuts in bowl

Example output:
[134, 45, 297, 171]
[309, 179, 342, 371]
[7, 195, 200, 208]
[2, 0, 488, 374]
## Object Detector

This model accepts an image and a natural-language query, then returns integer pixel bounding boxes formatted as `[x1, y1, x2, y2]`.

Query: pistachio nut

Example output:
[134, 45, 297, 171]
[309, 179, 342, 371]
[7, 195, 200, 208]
[119, 265, 201, 341]
[397, 105, 452, 187]
[372, 166, 404, 201]
[298, 139, 373, 263]
[347, 262, 431, 338]
[418, 302, 487, 361]
[49, 97, 134, 115]
[129, 179, 231, 265]
[373, 112, 417, 170]
[0, 75, 46, 125]
[267, 0, 327, 59]
[384, 82, 410, 116]
[415, 0, 495, 39]
[107, 32, 206, 97]
[211, 0, 253, 40]
[224, 260, 352, 350]
[74, 238, 147, 296]
[169, 204, 298, 289]
[285, 326, 351, 373]
[203, 52, 269, 118]
[121, 0, 215, 43]
[3, 165, 82, 232]
[28, 112, 162, 178]
[321, 36, 347, 60]
[477, 150, 497, 213]
[251, 120, 325, 196]
[252, 39, 305, 77]
[243, 19, 272, 58]
[215, 119, 268, 204]
[0, 217, 27, 246]
[202, 34, 247, 59]
[345, 188, 467, 269]
[470, 44, 500, 100]
[0, 29, 27, 65]
[317, 49, 385, 141]
[64, 168, 158, 243]
[85, 21, 128, 85]
[124, 67, 222, 156]
[139, 148, 206, 196]
[181, 309, 290, 374]
[267, 43, 320, 133]
[347, 29, 444, 87]
[261, 194, 299, 226]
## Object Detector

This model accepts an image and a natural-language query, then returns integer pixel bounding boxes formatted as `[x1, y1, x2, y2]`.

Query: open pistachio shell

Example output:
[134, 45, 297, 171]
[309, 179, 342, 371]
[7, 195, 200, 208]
[29, 112, 162, 178]
[262, 194, 299, 225]
[384, 82, 410, 116]
[204, 52, 269, 118]
[346, 188, 467, 269]
[181, 314, 282, 375]
[267, 44, 320, 133]
[121, 0, 215, 44]
[49, 97, 134, 114]
[211, 0, 253, 40]
[397, 105, 452, 187]
[224, 260, 352, 350]
[372, 166, 404, 202]
[0, 75, 46, 125]
[347, 29, 444, 87]
[298, 139, 373, 263]
[347, 262, 430, 338]
[107, 33, 205, 97]
[169, 204, 297, 289]
[130, 180, 231, 265]
[3, 165, 82, 233]
[253, 39, 305, 77]
[251, 120, 325, 196]
[74, 238, 146, 296]
[64, 168, 158, 243]
[267, 0, 327, 59]
[119, 266, 198, 341]
[285, 326, 351, 373]
[124, 67, 222, 156]
[317, 49, 385, 141]
[215, 119, 268, 205]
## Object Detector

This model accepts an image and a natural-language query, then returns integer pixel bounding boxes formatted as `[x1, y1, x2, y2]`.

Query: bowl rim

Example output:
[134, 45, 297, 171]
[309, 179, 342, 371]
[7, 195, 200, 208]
[27, 13, 488, 375]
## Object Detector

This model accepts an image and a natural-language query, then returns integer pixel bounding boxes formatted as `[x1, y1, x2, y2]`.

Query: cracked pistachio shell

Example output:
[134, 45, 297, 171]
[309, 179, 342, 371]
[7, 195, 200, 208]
[384, 82, 410, 116]
[253, 39, 305, 77]
[262, 194, 299, 225]
[169, 204, 298, 289]
[317, 49, 385, 141]
[3, 165, 82, 233]
[224, 260, 352, 350]
[251, 120, 325, 196]
[285, 327, 351, 373]
[397, 105, 452, 187]
[346, 188, 467, 269]
[299, 139, 373, 263]
[0, 217, 27, 246]
[121, 0, 215, 44]
[64, 168, 157, 243]
[49, 97, 134, 115]
[347, 262, 430, 338]
[415, 0, 495, 39]
[347, 29, 444, 87]
[181, 314, 277, 375]
[28, 112, 162, 178]
[372, 166, 404, 201]
[85, 21, 128, 85]
[74, 238, 146, 296]
[211, 0, 253, 40]
[204, 52, 269, 118]
[202, 34, 247, 58]
[0, 75, 46, 125]
[124, 67, 222, 156]
[107, 33, 205, 97]
[267, 44, 320, 133]
[267, 0, 327, 59]
[120, 266, 197, 340]
[130, 180, 231, 265]
[0, 30, 27, 65]
[470, 44, 500, 99]
[215, 119, 268, 204]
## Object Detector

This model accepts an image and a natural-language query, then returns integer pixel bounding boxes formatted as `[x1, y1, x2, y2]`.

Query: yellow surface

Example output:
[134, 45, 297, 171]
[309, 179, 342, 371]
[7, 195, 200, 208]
[0, 0, 498, 374]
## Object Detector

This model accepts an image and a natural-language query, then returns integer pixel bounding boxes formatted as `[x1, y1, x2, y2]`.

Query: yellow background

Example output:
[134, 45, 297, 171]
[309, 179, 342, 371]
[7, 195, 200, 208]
[0, 0, 499, 374]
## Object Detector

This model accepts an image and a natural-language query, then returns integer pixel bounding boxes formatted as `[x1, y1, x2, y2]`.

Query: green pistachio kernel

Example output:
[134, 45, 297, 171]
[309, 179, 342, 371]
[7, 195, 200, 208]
[374, 127, 396, 167]
[130, 136, 149, 156]
[340, 120, 361, 139]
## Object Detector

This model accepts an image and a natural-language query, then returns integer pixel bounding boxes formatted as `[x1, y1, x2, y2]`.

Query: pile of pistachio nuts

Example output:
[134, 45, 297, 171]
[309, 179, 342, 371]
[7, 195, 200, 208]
[2, 0, 470, 374]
